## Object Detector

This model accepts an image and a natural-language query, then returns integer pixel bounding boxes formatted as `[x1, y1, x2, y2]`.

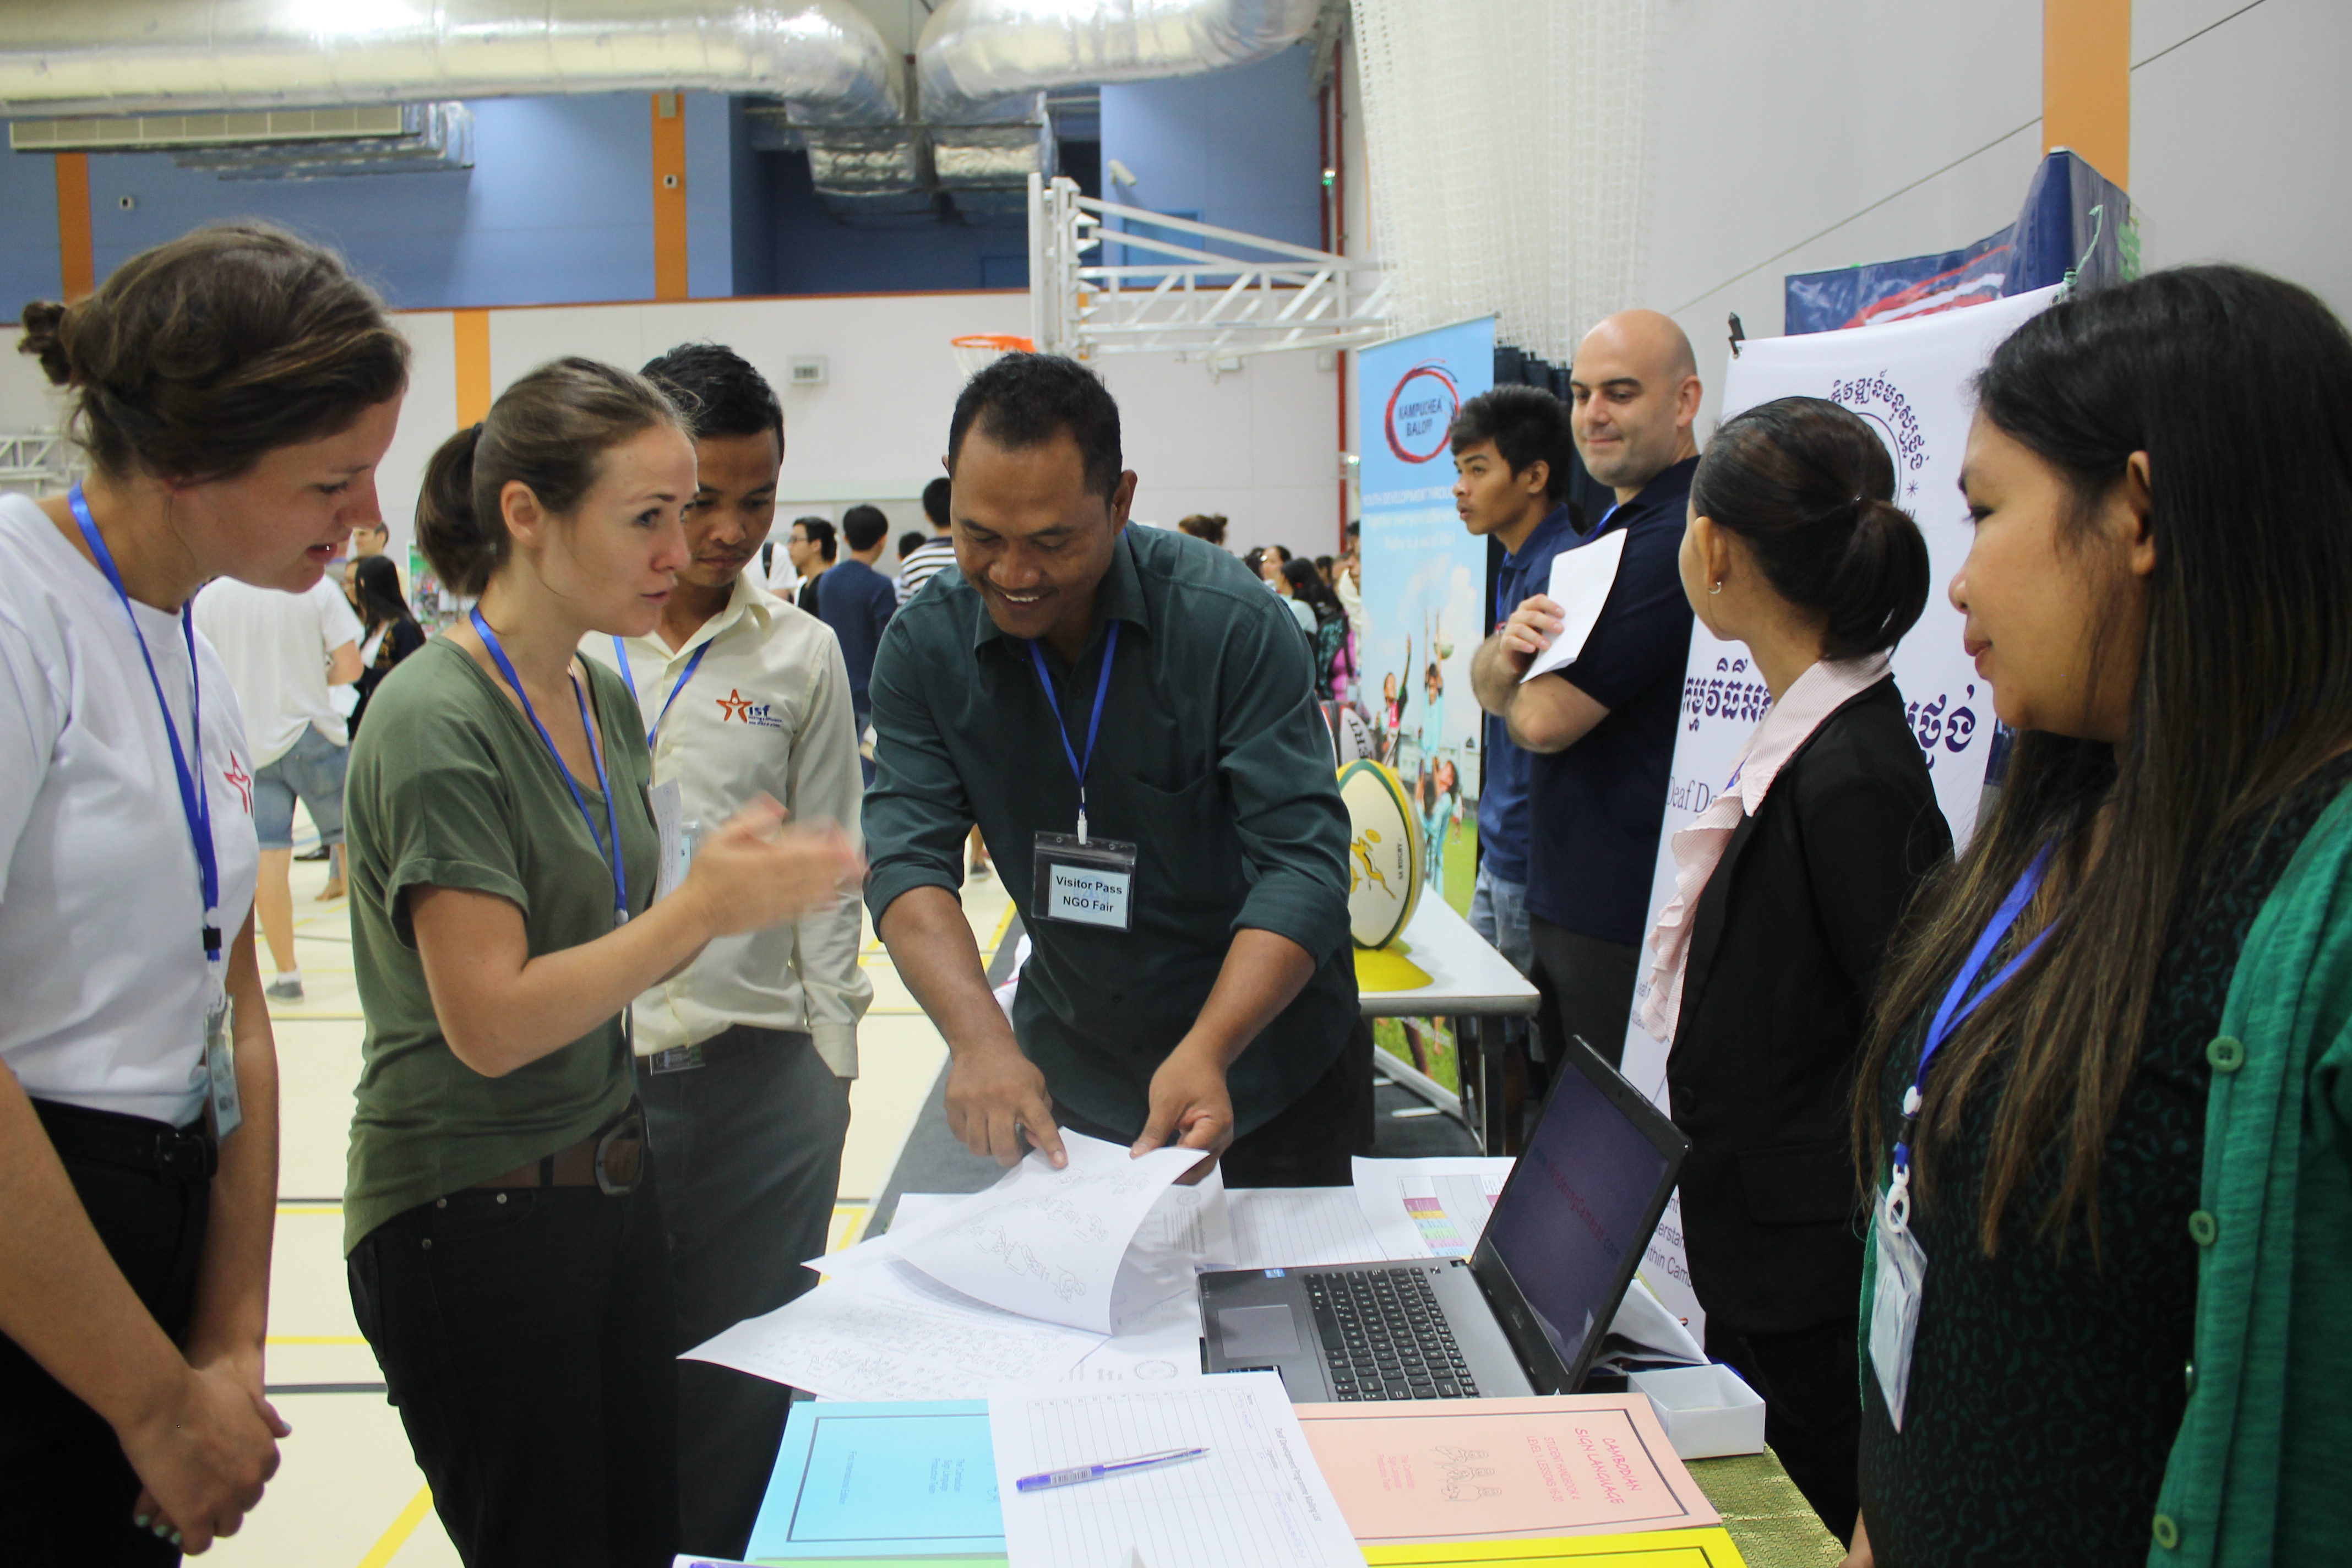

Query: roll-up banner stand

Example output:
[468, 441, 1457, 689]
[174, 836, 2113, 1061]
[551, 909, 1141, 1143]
[1356, 314, 1499, 827]
[1617, 285, 2061, 1342]
[1354, 317, 1496, 1101]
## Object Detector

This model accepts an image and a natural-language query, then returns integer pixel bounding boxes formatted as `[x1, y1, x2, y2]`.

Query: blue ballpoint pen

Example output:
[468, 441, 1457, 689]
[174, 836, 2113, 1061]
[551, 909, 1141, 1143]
[1014, 1446, 1209, 1491]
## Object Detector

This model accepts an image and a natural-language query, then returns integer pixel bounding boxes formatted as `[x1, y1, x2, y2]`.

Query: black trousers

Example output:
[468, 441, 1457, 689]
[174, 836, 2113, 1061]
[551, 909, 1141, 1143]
[1057, 1020, 1375, 1188]
[1713, 1316, 1863, 1545]
[349, 1178, 678, 1568]
[1528, 918, 1641, 1072]
[639, 1028, 851, 1559]
[0, 1103, 210, 1568]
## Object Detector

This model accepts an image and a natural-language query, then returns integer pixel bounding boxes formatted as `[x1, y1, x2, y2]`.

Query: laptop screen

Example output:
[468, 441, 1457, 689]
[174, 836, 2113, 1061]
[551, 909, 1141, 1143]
[1477, 1047, 1679, 1380]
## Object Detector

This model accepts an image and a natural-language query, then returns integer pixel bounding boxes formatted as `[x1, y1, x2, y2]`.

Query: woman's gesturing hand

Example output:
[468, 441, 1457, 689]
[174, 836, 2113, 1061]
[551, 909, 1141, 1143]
[682, 794, 864, 938]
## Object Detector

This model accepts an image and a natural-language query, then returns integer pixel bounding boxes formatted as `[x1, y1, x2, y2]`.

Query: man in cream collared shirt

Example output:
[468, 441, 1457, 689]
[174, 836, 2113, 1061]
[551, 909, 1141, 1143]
[584, 343, 869, 1559]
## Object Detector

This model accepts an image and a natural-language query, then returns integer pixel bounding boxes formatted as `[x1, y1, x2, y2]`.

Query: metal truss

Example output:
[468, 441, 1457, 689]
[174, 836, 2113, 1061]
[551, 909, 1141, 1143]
[0, 431, 75, 497]
[1028, 173, 1390, 361]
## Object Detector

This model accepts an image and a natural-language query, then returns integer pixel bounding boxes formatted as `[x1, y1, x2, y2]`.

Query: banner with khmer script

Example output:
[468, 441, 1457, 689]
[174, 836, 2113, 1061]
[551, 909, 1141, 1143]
[1613, 285, 2061, 1341]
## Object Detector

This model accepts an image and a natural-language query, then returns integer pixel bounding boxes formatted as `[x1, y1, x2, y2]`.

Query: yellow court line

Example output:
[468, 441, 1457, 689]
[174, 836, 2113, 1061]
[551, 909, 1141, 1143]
[277, 1204, 342, 1215]
[268, 1335, 367, 1346]
[357, 1485, 435, 1568]
[830, 1201, 872, 1252]
[989, 901, 1016, 950]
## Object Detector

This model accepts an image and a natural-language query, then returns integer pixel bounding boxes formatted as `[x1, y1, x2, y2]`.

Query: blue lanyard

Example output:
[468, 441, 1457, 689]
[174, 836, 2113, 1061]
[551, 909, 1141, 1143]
[473, 607, 630, 929]
[1027, 621, 1121, 845]
[609, 634, 714, 751]
[69, 483, 222, 967]
[1891, 843, 2056, 1179]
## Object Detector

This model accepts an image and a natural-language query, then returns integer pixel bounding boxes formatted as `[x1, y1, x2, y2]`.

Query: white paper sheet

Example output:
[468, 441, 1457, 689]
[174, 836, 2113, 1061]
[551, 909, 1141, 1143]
[1350, 1155, 1517, 1260]
[1518, 527, 1630, 684]
[1065, 1289, 1205, 1385]
[990, 1373, 1366, 1568]
[882, 1184, 1223, 1382]
[1227, 1187, 1386, 1269]
[682, 1259, 1104, 1401]
[1112, 1167, 1234, 1327]
[1599, 1274, 1708, 1368]
[815, 1133, 1209, 1334]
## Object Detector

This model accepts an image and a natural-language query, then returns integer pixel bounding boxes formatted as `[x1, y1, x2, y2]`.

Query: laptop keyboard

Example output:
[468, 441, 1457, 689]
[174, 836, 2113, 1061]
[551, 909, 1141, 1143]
[1306, 1267, 1481, 1401]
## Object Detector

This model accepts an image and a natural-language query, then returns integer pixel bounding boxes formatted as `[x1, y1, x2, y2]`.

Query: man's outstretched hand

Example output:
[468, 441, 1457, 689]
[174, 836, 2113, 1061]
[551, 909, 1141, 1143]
[1131, 1042, 1233, 1184]
[945, 1038, 1068, 1168]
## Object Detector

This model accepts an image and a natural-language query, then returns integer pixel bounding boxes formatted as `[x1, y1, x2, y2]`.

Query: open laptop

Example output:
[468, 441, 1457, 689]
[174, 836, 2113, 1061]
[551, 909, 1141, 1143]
[1199, 1036, 1688, 1401]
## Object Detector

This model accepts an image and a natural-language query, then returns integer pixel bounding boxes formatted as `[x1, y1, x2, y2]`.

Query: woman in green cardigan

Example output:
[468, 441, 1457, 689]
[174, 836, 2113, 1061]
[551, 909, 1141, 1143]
[1841, 265, 2352, 1567]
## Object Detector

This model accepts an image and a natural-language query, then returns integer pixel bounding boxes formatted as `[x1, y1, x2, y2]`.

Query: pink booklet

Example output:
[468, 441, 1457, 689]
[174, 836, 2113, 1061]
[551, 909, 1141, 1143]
[1294, 1395, 1722, 1545]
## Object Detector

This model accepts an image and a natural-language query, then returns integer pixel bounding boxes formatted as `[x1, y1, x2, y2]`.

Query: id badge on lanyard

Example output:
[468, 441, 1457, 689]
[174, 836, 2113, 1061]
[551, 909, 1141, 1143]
[1871, 843, 2056, 1428]
[1032, 831, 1137, 930]
[204, 992, 242, 1140]
[69, 485, 243, 1140]
[1025, 624, 1137, 932]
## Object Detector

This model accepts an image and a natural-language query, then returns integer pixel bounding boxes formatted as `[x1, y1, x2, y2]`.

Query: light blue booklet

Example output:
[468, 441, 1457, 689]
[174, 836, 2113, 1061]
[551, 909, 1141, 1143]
[744, 1399, 1006, 1561]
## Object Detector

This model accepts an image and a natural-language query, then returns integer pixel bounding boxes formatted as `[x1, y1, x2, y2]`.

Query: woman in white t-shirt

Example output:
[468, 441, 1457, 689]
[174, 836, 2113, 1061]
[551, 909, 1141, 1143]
[0, 224, 409, 1561]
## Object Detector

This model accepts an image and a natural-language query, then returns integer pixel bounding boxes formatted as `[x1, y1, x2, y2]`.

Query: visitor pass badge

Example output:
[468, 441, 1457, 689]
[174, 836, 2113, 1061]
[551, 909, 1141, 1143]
[1032, 831, 1137, 931]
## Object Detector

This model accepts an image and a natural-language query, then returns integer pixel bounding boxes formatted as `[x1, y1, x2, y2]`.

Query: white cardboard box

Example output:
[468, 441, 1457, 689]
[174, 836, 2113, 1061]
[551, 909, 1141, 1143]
[1629, 1362, 1768, 1460]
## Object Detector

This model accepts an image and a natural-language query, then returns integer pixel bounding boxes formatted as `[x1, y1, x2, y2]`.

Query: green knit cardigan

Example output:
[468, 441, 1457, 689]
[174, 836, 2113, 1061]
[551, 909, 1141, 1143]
[2151, 782, 2352, 1565]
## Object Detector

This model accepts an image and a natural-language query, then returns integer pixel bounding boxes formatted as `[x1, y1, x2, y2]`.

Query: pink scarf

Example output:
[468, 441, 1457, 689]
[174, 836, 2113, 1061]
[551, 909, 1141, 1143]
[1637, 653, 1893, 1044]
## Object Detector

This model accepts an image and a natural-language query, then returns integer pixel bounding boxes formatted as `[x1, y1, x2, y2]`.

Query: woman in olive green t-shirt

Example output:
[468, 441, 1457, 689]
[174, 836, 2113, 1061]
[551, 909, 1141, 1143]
[342, 358, 857, 1568]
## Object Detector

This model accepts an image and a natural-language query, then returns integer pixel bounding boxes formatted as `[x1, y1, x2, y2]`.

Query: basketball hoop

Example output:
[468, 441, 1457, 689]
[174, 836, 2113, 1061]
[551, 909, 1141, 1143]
[951, 333, 1034, 378]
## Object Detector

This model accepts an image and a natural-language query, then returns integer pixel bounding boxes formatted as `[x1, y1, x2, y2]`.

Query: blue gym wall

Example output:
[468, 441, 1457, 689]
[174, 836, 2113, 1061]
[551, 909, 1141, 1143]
[0, 143, 62, 308]
[0, 52, 1320, 310]
[1098, 43, 1322, 252]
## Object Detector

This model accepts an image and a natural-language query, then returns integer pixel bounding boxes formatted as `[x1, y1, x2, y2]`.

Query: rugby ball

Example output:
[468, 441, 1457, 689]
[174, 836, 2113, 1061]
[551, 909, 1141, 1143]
[1319, 699, 1376, 767]
[1337, 758, 1423, 949]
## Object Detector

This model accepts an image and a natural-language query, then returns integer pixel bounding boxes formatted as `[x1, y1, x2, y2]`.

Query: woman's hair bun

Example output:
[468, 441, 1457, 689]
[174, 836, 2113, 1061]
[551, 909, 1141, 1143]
[1691, 396, 1931, 660]
[18, 300, 72, 386]
[416, 422, 497, 596]
[1817, 493, 1932, 661]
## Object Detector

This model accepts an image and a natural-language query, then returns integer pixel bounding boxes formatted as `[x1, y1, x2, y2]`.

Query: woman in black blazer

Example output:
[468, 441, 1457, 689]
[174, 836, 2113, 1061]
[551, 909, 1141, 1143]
[1642, 398, 1951, 1543]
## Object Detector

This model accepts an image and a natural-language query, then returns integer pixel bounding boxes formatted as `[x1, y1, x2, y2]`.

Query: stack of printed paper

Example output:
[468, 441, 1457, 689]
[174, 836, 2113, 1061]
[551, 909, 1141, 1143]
[684, 1133, 1223, 1400]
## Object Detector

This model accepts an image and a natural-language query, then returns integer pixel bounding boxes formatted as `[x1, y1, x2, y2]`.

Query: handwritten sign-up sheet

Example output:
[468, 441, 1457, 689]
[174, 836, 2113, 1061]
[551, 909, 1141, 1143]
[818, 1131, 1211, 1333]
[682, 1255, 1107, 1402]
[992, 1373, 1368, 1568]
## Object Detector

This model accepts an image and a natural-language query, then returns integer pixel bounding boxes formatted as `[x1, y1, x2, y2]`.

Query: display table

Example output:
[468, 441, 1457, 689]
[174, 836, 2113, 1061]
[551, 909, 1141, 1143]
[1689, 1450, 1847, 1566]
[1355, 896, 1540, 1153]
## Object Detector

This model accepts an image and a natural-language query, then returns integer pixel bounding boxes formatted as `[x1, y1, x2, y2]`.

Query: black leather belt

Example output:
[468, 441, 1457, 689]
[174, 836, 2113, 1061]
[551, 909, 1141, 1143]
[34, 1098, 218, 1185]
[473, 1100, 647, 1195]
[642, 1025, 806, 1077]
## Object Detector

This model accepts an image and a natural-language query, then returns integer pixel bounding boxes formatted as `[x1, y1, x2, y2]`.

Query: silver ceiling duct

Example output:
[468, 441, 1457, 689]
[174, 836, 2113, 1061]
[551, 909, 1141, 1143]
[914, 0, 1317, 217]
[0, 1, 903, 127]
[916, 0, 1322, 123]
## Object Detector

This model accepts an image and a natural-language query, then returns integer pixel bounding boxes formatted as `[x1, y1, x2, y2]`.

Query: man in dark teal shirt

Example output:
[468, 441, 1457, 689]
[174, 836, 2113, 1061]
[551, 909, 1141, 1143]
[864, 354, 1368, 1184]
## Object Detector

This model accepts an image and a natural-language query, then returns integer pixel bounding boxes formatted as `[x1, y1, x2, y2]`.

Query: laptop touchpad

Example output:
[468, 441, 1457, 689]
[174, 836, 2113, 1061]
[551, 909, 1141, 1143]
[1217, 1304, 1302, 1359]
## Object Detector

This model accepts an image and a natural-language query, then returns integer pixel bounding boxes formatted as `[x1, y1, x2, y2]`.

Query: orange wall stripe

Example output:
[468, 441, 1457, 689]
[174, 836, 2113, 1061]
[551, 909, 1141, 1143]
[651, 92, 689, 301]
[2044, 0, 2131, 189]
[453, 309, 493, 428]
[55, 153, 94, 301]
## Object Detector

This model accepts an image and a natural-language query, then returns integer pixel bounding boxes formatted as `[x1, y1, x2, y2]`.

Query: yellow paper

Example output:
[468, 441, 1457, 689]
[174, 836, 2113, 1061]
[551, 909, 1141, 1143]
[1363, 1525, 1748, 1565]
[1295, 1395, 1720, 1545]
[1356, 943, 1433, 990]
